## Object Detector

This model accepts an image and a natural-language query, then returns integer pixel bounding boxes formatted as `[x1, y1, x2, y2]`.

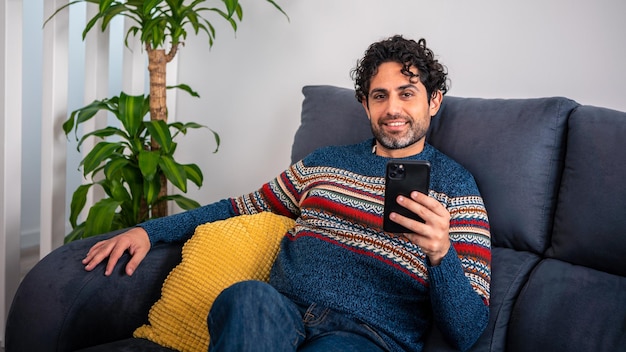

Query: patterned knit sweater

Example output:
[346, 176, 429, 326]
[140, 139, 491, 352]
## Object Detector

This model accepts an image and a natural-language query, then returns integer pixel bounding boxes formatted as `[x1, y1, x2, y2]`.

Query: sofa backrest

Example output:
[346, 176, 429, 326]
[547, 105, 626, 277]
[428, 96, 579, 254]
[291, 85, 371, 163]
[292, 85, 580, 255]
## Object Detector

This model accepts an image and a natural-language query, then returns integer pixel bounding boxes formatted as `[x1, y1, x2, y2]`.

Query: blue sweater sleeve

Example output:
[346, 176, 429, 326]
[428, 246, 489, 351]
[138, 198, 237, 245]
[137, 164, 305, 245]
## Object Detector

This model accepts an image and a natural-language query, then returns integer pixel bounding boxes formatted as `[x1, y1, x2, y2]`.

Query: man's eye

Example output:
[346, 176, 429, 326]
[373, 94, 386, 100]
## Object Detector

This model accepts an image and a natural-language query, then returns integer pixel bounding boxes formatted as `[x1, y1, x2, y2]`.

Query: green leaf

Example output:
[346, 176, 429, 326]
[119, 92, 147, 137]
[62, 113, 76, 136]
[69, 183, 92, 228]
[83, 198, 122, 237]
[263, 0, 290, 21]
[83, 12, 103, 38]
[120, 164, 143, 200]
[222, 0, 240, 17]
[143, 0, 161, 16]
[183, 163, 203, 187]
[104, 156, 130, 181]
[109, 179, 132, 202]
[64, 223, 86, 243]
[138, 150, 161, 181]
[159, 155, 187, 192]
[99, 0, 116, 13]
[76, 126, 129, 152]
[101, 5, 129, 32]
[235, 3, 243, 21]
[197, 19, 216, 46]
[206, 7, 238, 31]
[163, 194, 201, 210]
[121, 166, 144, 220]
[43, 0, 86, 28]
[144, 175, 162, 206]
[66, 98, 116, 139]
[81, 141, 123, 176]
[145, 120, 173, 153]
[167, 83, 200, 98]
[79, 125, 125, 140]
[169, 121, 207, 139]
[169, 121, 203, 132]
[209, 127, 221, 153]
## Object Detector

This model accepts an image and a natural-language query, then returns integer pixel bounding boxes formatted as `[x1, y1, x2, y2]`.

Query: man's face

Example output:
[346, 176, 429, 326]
[362, 61, 442, 158]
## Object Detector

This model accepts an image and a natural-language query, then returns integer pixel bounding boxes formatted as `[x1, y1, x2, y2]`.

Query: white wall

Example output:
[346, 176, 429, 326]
[173, 0, 626, 207]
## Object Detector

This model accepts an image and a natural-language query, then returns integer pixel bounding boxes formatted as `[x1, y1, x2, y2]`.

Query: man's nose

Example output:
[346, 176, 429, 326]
[386, 95, 402, 116]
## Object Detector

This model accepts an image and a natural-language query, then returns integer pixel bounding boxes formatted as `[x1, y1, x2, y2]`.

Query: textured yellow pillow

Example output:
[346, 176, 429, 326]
[134, 212, 295, 352]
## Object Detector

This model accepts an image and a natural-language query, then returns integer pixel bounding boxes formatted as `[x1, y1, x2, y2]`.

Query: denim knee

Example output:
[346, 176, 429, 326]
[207, 280, 306, 351]
[211, 280, 276, 310]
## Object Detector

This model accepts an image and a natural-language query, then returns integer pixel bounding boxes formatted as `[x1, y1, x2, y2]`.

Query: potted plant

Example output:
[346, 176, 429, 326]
[48, 0, 288, 241]
[62, 88, 209, 241]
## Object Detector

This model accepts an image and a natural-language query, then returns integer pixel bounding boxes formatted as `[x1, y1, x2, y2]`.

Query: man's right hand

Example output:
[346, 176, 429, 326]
[82, 227, 151, 276]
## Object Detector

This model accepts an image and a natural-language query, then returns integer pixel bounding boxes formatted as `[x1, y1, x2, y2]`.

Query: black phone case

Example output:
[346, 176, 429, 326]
[383, 160, 431, 233]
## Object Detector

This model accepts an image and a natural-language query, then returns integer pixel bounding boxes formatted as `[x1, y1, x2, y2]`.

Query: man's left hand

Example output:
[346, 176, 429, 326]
[389, 191, 451, 266]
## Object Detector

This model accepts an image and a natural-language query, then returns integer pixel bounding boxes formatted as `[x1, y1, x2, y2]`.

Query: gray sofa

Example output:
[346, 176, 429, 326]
[6, 85, 626, 351]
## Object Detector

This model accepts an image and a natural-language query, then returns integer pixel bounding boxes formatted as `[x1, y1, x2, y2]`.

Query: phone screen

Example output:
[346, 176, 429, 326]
[383, 160, 431, 233]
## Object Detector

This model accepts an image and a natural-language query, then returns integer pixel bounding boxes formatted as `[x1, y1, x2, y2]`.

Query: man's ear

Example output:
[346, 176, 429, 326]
[361, 99, 371, 120]
[429, 90, 443, 117]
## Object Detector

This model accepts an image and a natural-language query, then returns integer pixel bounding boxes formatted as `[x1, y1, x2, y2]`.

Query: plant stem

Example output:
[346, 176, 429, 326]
[147, 46, 173, 218]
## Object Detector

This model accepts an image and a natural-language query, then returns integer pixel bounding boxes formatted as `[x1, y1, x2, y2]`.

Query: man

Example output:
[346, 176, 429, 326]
[83, 35, 491, 352]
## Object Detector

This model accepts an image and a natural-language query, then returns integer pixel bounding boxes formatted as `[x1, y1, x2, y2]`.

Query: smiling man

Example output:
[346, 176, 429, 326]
[82, 35, 491, 352]
[364, 61, 440, 157]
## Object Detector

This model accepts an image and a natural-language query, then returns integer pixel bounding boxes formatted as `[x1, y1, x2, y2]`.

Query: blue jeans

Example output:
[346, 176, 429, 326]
[207, 280, 389, 352]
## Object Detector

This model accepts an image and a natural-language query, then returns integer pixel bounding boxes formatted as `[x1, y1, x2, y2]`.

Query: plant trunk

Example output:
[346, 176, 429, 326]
[148, 48, 169, 218]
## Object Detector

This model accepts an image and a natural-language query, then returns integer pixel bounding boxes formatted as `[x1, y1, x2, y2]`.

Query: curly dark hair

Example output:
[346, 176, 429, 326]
[351, 35, 449, 103]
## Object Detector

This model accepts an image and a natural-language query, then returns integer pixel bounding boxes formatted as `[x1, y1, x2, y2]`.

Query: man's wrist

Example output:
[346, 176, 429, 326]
[427, 241, 452, 267]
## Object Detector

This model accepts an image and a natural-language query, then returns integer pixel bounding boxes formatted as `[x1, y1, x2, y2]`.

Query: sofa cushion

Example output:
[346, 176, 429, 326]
[74, 337, 176, 352]
[470, 248, 540, 351]
[291, 85, 371, 163]
[507, 258, 626, 352]
[548, 105, 626, 276]
[428, 97, 578, 254]
[133, 213, 295, 352]
[424, 247, 541, 352]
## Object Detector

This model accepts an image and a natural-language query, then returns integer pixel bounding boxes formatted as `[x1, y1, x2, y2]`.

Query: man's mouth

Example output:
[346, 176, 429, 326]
[382, 119, 409, 132]
[385, 121, 407, 127]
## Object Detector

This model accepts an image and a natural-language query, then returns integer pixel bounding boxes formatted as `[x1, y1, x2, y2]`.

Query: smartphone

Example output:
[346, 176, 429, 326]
[383, 160, 431, 233]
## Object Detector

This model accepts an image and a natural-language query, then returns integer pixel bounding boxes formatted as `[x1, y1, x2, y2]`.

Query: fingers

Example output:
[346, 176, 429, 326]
[391, 192, 443, 231]
[390, 192, 451, 265]
[82, 238, 125, 276]
[82, 240, 113, 272]
[82, 228, 151, 276]
[125, 244, 149, 276]
[404, 191, 448, 221]
[105, 240, 129, 276]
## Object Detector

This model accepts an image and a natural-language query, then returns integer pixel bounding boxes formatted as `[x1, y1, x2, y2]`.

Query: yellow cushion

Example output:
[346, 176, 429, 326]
[133, 212, 295, 352]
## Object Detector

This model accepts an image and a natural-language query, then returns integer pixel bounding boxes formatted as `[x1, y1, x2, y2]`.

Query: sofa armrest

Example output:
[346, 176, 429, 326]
[5, 230, 183, 352]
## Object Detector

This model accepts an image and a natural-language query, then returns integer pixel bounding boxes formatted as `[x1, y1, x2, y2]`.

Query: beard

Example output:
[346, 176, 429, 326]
[370, 115, 428, 150]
